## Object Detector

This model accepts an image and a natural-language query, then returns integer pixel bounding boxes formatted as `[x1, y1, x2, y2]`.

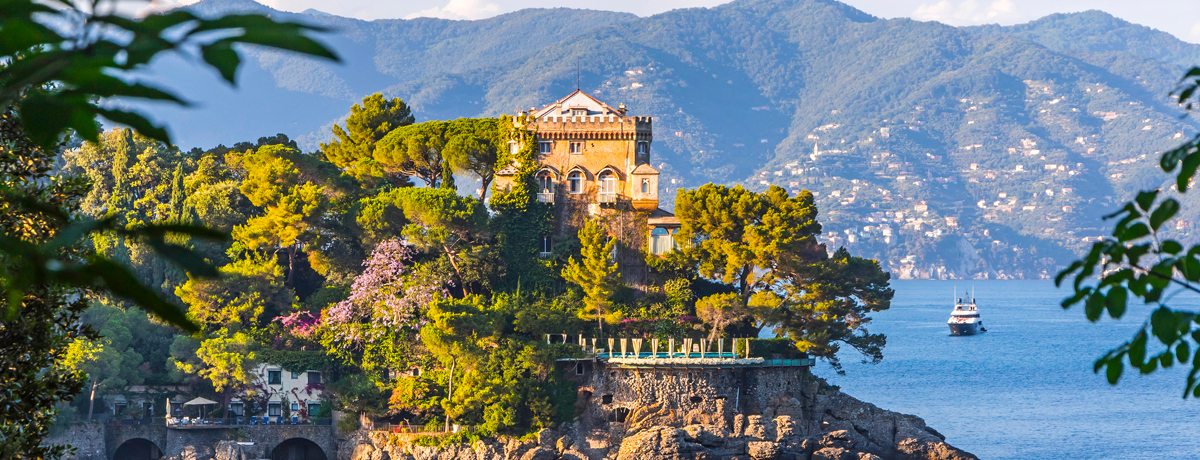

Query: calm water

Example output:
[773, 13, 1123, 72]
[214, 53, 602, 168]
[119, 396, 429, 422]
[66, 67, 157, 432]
[815, 280, 1200, 460]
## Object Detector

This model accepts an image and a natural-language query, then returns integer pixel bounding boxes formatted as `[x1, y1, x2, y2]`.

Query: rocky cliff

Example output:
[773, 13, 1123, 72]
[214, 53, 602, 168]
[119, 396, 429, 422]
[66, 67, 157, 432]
[341, 390, 976, 460]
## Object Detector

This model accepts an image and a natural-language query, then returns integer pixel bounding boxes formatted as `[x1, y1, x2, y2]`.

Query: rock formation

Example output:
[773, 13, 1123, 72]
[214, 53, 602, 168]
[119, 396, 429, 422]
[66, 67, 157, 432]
[340, 390, 976, 460]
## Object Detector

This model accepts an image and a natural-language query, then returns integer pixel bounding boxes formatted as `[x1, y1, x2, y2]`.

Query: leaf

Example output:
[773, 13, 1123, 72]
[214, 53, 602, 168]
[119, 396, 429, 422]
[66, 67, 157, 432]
[82, 259, 198, 332]
[1118, 223, 1150, 242]
[1151, 307, 1182, 345]
[234, 27, 340, 62]
[1178, 342, 1190, 364]
[1085, 293, 1105, 322]
[200, 40, 240, 84]
[1129, 331, 1147, 366]
[95, 109, 171, 145]
[1150, 199, 1180, 231]
[143, 240, 220, 278]
[133, 223, 228, 241]
[1178, 153, 1200, 193]
[1106, 359, 1123, 384]
[1135, 190, 1159, 212]
[1105, 287, 1127, 319]
[1162, 240, 1183, 255]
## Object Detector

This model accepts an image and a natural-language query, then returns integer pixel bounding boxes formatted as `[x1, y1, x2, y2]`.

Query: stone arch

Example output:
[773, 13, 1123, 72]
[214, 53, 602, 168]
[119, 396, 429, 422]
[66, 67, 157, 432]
[270, 438, 327, 460]
[112, 438, 163, 460]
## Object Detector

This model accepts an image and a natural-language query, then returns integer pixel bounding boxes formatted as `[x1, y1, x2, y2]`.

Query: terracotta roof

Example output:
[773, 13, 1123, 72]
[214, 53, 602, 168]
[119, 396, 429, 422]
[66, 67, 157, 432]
[631, 163, 660, 175]
[531, 89, 624, 118]
[648, 207, 680, 226]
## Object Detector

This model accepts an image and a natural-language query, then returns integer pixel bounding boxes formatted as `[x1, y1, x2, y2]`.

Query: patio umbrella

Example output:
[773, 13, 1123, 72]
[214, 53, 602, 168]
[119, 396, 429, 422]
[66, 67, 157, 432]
[183, 397, 219, 419]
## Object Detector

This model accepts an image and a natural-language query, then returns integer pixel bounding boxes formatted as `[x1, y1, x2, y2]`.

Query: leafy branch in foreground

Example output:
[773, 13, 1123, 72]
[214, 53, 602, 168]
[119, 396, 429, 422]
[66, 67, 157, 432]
[1056, 66, 1200, 397]
[0, 0, 339, 328]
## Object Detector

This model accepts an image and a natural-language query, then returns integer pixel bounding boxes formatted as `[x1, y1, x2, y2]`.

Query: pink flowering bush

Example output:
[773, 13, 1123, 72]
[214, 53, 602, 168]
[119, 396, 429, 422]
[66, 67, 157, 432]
[289, 239, 449, 347]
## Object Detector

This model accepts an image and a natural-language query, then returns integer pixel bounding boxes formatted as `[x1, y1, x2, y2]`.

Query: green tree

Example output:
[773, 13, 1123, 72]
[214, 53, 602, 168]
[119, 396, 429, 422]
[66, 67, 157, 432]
[321, 93, 415, 188]
[421, 296, 497, 431]
[673, 184, 892, 370]
[443, 118, 502, 200]
[1057, 66, 1200, 397]
[562, 219, 621, 335]
[374, 122, 450, 187]
[228, 145, 328, 284]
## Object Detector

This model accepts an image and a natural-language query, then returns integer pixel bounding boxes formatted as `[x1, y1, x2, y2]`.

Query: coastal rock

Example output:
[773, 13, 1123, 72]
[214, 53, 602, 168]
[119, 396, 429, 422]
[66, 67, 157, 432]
[745, 441, 780, 460]
[350, 443, 387, 460]
[681, 425, 729, 449]
[616, 426, 705, 460]
[742, 416, 775, 441]
[166, 445, 215, 460]
[519, 447, 557, 460]
[895, 438, 979, 460]
[812, 447, 856, 460]
[214, 441, 257, 460]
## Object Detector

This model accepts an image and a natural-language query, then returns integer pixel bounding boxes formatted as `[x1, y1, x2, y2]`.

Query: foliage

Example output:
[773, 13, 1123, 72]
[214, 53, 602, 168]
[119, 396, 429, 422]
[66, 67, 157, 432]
[321, 93, 415, 188]
[672, 184, 892, 371]
[487, 116, 555, 291]
[562, 219, 620, 329]
[0, 3, 335, 454]
[1057, 66, 1200, 397]
[336, 411, 361, 434]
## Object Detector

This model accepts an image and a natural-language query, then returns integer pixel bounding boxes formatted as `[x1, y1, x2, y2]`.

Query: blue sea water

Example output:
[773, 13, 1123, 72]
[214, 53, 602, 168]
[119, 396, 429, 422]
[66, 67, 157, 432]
[814, 280, 1200, 460]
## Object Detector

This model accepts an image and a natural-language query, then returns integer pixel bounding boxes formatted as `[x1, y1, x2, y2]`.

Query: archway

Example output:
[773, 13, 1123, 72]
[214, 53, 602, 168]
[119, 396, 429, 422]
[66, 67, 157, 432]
[270, 438, 327, 460]
[112, 438, 163, 460]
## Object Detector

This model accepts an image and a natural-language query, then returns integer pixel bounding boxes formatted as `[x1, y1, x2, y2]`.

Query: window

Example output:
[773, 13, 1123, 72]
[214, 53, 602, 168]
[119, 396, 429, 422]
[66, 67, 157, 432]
[641, 179, 650, 194]
[598, 171, 617, 203]
[268, 370, 281, 385]
[601, 394, 613, 404]
[114, 403, 127, 415]
[636, 141, 649, 155]
[291, 402, 299, 412]
[650, 227, 675, 255]
[291, 371, 299, 379]
[571, 108, 586, 117]
[568, 171, 583, 194]
[268, 403, 281, 417]
[308, 403, 321, 417]
[569, 142, 583, 154]
[537, 172, 555, 194]
[576, 364, 585, 375]
[143, 401, 153, 417]
[307, 371, 322, 385]
[230, 403, 244, 416]
[540, 237, 552, 258]
[539, 142, 552, 155]
[509, 142, 519, 155]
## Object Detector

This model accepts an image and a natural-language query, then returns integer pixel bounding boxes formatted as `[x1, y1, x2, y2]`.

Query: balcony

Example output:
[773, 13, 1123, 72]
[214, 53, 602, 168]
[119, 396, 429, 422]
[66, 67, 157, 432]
[598, 192, 619, 204]
[537, 192, 554, 203]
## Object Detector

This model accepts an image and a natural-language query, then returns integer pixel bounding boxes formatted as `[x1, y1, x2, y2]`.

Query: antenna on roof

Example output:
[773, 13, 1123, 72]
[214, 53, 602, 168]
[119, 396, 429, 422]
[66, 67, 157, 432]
[576, 60, 581, 90]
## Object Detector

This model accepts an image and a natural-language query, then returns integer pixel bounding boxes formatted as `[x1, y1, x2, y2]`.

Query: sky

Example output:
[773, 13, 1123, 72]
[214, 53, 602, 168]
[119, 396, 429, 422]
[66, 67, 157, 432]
[154, 0, 1200, 44]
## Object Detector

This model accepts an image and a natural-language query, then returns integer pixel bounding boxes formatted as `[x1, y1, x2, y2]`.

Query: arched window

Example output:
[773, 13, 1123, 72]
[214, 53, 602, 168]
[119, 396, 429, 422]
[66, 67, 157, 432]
[537, 172, 555, 193]
[568, 171, 584, 194]
[641, 178, 650, 194]
[650, 227, 675, 255]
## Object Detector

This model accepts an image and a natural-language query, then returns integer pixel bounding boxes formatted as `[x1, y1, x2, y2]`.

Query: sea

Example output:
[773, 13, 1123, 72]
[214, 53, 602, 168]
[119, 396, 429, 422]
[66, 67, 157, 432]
[812, 280, 1200, 460]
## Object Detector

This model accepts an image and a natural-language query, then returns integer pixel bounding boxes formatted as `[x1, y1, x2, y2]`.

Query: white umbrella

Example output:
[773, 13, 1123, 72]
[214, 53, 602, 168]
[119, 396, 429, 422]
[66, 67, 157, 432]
[183, 397, 218, 406]
[183, 397, 219, 419]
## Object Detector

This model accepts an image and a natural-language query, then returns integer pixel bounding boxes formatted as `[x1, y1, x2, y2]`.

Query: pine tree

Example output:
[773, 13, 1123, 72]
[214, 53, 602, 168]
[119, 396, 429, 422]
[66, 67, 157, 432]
[561, 219, 620, 337]
[169, 163, 186, 223]
[440, 161, 456, 191]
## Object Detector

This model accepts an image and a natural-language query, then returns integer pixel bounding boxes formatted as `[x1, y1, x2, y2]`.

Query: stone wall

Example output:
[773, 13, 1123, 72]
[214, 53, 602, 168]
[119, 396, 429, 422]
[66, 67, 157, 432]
[46, 422, 337, 460]
[44, 423, 106, 460]
[565, 360, 817, 430]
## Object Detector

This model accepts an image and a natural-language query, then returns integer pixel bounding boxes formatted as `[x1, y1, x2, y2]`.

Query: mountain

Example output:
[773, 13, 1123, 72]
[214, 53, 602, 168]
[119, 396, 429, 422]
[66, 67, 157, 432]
[137, 0, 1200, 279]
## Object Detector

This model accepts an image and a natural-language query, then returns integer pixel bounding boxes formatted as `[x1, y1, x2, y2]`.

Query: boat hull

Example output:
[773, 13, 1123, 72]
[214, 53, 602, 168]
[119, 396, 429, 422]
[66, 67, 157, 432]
[949, 322, 980, 336]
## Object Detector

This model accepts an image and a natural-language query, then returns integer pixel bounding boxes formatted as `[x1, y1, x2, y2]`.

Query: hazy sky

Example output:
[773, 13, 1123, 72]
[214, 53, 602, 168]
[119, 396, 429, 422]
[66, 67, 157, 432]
[161, 0, 1200, 43]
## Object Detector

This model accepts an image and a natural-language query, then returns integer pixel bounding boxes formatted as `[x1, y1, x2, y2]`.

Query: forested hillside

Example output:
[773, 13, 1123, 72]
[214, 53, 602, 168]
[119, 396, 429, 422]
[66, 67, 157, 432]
[137, 0, 1200, 278]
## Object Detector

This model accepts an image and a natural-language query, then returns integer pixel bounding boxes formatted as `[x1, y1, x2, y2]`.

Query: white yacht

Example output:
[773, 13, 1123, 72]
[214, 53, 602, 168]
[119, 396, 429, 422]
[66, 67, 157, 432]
[948, 298, 986, 336]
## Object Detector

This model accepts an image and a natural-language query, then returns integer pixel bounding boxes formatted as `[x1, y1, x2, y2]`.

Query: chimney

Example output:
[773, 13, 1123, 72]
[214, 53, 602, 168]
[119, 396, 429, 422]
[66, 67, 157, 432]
[618, 103, 627, 115]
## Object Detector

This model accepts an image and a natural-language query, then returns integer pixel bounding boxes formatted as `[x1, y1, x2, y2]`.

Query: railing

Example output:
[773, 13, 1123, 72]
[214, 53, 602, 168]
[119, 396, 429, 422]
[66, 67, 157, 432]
[538, 251, 551, 258]
[373, 423, 475, 434]
[598, 192, 618, 204]
[166, 417, 332, 427]
[537, 192, 554, 203]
